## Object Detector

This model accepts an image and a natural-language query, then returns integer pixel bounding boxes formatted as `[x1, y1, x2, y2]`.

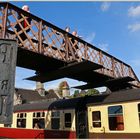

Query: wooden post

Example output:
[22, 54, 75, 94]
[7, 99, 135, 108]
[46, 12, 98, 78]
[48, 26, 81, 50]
[0, 39, 17, 125]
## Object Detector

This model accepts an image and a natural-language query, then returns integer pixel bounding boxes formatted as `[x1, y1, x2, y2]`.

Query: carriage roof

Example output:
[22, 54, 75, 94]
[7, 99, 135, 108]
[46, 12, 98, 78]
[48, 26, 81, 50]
[48, 88, 140, 110]
[14, 88, 140, 112]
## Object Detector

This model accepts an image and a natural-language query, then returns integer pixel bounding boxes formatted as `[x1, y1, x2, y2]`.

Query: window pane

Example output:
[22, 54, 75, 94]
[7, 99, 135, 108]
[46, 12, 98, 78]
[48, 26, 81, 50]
[51, 118, 60, 129]
[65, 113, 71, 128]
[33, 112, 35, 117]
[108, 105, 124, 131]
[42, 112, 45, 117]
[33, 119, 45, 129]
[108, 106, 122, 115]
[20, 113, 23, 118]
[52, 111, 60, 117]
[17, 119, 26, 128]
[138, 104, 140, 112]
[52, 111, 60, 118]
[92, 111, 101, 128]
[39, 118, 45, 129]
[92, 111, 101, 121]
[37, 112, 40, 117]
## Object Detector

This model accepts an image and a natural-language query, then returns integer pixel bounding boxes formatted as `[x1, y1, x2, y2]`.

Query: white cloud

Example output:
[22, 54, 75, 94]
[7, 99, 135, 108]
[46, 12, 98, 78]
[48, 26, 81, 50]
[98, 43, 109, 52]
[85, 32, 96, 44]
[128, 6, 140, 18]
[101, 2, 111, 12]
[96, 87, 107, 92]
[128, 23, 140, 32]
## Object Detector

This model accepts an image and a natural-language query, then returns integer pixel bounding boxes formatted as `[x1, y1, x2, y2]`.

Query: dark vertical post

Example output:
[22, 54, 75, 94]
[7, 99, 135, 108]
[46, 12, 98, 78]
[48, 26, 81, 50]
[0, 39, 17, 125]
[1, 4, 8, 39]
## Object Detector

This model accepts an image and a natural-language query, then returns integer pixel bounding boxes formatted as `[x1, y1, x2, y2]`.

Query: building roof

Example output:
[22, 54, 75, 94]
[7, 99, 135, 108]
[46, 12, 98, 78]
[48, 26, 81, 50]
[15, 88, 60, 104]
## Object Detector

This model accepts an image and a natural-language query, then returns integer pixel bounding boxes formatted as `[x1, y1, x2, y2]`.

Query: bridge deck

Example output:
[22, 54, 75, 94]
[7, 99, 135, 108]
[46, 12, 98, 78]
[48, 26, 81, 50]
[26, 60, 103, 82]
[17, 47, 66, 73]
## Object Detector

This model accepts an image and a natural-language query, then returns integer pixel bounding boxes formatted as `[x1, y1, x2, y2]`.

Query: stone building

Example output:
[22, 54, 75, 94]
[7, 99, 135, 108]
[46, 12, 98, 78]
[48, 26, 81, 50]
[14, 82, 60, 105]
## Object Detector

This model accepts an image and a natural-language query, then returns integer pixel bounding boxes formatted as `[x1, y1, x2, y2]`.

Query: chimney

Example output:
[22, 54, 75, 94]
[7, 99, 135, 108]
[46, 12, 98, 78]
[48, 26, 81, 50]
[62, 81, 70, 97]
[36, 82, 45, 96]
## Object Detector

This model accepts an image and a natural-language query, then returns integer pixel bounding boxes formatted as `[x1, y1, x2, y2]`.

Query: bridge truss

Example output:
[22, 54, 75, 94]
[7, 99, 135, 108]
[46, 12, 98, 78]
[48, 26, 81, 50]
[0, 2, 139, 91]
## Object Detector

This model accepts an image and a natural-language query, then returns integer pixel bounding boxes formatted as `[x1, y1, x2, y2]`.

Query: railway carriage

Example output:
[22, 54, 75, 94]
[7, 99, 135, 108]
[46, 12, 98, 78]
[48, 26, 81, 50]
[0, 88, 140, 138]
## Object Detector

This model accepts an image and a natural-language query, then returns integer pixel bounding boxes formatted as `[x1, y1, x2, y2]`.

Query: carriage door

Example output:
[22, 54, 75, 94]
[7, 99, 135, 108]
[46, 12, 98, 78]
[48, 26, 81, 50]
[76, 99, 88, 138]
[88, 106, 106, 137]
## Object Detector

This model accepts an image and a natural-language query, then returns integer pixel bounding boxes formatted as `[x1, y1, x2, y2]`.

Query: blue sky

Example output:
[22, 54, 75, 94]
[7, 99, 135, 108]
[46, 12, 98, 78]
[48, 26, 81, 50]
[10, 1, 140, 93]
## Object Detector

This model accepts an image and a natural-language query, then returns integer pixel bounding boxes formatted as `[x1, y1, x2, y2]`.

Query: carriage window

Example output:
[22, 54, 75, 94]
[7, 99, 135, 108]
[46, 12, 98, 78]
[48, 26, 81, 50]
[42, 112, 45, 117]
[37, 112, 40, 117]
[51, 111, 60, 129]
[17, 113, 27, 128]
[32, 112, 45, 129]
[108, 105, 124, 131]
[65, 113, 71, 128]
[92, 111, 101, 127]
[33, 118, 45, 129]
[17, 113, 19, 118]
[33, 112, 35, 117]
[4, 124, 11, 127]
[20, 113, 23, 118]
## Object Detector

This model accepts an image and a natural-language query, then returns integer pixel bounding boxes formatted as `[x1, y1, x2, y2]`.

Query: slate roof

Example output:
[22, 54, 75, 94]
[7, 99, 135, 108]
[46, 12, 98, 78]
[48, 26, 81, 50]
[15, 88, 60, 104]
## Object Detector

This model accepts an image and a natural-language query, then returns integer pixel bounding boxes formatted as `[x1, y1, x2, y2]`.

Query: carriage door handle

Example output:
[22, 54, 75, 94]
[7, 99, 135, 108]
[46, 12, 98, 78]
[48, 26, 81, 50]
[101, 126, 105, 133]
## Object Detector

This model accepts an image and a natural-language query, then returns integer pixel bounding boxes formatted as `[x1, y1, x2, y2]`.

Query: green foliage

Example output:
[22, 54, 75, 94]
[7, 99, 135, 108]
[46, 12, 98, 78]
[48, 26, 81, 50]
[72, 88, 99, 98]
[73, 90, 80, 97]
[86, 88, 99, 96]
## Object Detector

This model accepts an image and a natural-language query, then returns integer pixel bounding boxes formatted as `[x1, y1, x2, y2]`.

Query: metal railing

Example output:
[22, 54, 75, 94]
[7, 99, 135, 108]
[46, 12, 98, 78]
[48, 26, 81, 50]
[0, 2, 139, 87]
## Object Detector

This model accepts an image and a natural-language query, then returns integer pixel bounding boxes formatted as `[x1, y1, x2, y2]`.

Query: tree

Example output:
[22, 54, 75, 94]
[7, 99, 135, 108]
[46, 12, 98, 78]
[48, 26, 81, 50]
[72, 88, 100, 98]
[86, 88, 99, 96]
[73, 90, 80, 97]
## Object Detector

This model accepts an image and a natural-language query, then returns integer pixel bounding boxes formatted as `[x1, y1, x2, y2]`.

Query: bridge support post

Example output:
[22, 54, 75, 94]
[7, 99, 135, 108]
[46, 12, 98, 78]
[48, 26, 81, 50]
[0, 39, 17, 125]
